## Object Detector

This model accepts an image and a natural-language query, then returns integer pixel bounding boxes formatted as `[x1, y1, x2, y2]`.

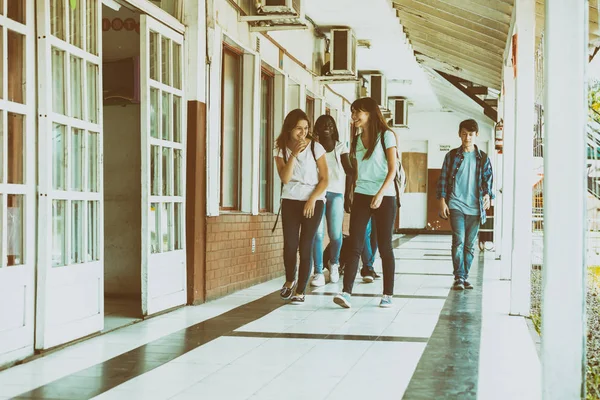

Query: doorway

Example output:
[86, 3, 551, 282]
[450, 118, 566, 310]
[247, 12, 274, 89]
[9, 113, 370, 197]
[102, 4, 143, 331]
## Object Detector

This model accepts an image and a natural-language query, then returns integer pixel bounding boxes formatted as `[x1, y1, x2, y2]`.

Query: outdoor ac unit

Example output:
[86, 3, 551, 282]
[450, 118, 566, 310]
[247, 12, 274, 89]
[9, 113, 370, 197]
[392, 98, 408, 127]
[369, 74, 386, 108]
[256, 0, 303, 16]
[329, 28, 357, 76]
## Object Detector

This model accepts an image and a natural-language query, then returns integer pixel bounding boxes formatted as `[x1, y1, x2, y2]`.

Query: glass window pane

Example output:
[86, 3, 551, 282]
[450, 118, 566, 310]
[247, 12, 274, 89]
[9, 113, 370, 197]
[162, 203, 172, 252]
[7, 0, 25, 23]
[86, 0, 98, 55]
[174, 202, 183, 250]
[7, 194, 24, 266]
[52, 200, 67, 267]
[150, 31, 158, 81]
[174, 149, 182, 196]
[70, 56, 83, 119]
[172, 42, 181, 90]
[7, 113, 24, 184]
[151, 145, 160, 195]
[150, 88, 159, 138]
[52, 48, 66, 115]
[71, 128, 83, 191]
[88, 132, 99, 192]
[161, 37, 171, 85]
[260, 76, 270, 211]
[87, 62, 98, 123]
[173, 95, 181, 143]
[87, 201, 99, 261]
[69, 0, 82, 48]
[150, 203, 159, 253]
[8, 30, 24, 104]
[161, 92, 170, 140]
[52, 123, 66, 190]
[162, 147, 171, 196]
[51, 0, 65, 40]
[71, 200, 83, 264]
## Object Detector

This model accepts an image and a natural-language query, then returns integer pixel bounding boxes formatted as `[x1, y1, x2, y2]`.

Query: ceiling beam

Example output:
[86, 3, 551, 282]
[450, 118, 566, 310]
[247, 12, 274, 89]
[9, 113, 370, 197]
[415, 52, 501, 90]
[411, 40, 503, 75]
[405, 29, 505, 61]
[412, 42, 502, 78]
[467, 86, 489, 95]
[436, 0, 512, 23]
[393, 0, 509, 38]
[398, 13, 506, 53]
[484, 98, 499, 107]
[436, 70, 497, 121]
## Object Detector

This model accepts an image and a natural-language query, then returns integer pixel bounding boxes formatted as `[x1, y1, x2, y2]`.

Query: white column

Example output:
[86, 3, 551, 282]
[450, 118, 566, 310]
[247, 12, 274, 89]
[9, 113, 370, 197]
[501, 65, 516, 279]
[184, 0, 207, 102]
[542, 0, 587, 397]
[509, 0, 535, 316]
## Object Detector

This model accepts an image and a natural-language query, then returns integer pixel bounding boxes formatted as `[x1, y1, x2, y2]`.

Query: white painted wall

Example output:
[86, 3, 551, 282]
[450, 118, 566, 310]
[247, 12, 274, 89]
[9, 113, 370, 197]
[397, 110, 494, 229]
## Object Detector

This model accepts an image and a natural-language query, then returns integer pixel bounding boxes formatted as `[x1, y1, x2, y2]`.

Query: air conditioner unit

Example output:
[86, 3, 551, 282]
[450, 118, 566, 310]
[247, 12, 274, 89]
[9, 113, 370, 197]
[256, 0, 303, 17]
[329, 28, 357, 76]
[392, 98, 408, 127]
[368, 74, 386, 108]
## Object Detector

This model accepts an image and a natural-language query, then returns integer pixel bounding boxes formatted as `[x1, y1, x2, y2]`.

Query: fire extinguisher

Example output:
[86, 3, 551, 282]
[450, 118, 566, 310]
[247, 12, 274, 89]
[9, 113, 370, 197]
[495, 120, 504, 152]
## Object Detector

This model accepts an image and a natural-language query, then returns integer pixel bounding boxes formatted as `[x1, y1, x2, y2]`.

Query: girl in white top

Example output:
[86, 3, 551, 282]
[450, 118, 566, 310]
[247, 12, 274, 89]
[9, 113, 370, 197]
[309, 115, 352, 287]
[274, 109, 328, 304]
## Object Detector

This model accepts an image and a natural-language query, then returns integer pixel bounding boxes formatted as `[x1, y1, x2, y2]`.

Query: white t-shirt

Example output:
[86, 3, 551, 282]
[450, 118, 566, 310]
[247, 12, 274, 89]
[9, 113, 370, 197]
[325, 141, 349, 194]
[274, 141, 327, 201]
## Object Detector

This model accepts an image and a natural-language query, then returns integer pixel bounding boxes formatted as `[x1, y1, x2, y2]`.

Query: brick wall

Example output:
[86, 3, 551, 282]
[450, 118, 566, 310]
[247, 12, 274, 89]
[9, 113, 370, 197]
[205, 214, 283, 300]
[205, 213, 351, 301]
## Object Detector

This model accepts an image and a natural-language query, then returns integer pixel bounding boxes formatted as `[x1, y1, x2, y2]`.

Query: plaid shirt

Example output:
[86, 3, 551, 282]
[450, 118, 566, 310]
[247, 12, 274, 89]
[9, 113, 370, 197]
[436, 145, 494, 225]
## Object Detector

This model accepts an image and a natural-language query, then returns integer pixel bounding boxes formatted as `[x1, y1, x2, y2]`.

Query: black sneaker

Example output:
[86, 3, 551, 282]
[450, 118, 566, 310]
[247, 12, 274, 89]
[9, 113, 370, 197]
[452, 279, 465, 291]
[360, 268, 376, 283]
[280, 282, 295, 299]
[463, 281, 474, 290]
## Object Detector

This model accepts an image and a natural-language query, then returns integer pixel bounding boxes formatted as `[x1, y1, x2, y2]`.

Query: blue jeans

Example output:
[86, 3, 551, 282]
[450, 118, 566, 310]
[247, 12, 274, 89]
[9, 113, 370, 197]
[361, 218, 377, 270]
[312, 192, 344, 273]
[449, 209, 480, 281]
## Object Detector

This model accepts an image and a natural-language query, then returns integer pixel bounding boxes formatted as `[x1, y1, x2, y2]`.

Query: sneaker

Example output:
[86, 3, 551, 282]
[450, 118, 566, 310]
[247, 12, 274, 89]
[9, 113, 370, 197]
[379, 295, 393, 308]
[280, 282, 296, 299]
[290, 294, 305, 304]
[362, 270, 374, 283]
[372, 270, 381, 279]
[452, 279, 465, 291]
[329, 263, 340, 283]
[310, 273, 325, 287]
[463, 280, 474, 290]
[333, 292, 352, 308]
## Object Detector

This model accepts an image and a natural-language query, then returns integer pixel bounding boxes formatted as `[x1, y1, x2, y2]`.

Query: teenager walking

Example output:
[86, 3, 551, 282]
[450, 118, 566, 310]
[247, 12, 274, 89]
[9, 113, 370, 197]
[333, 97, 398, 309]
[437, 119, 494, 290]
[310, 115, 352, 287]
[275, 109, 329, 304]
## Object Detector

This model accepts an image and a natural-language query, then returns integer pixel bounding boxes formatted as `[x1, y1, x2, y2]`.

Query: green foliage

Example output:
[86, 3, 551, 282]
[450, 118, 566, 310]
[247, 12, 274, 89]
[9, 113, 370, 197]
[590, 80, 600, 123]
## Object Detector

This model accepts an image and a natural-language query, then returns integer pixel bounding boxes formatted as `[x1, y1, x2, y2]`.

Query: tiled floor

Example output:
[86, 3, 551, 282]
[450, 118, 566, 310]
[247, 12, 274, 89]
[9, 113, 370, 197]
[0, 234, 541, 400]
[103, 298, 141, 333]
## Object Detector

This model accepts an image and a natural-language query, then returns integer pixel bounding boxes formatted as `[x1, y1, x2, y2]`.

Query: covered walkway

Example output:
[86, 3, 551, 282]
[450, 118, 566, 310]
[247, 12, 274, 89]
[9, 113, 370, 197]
[0, 235, 540, 399]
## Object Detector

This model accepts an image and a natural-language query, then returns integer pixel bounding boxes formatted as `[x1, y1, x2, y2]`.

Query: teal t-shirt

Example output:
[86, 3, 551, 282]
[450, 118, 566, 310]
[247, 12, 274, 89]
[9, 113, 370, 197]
[448, 150, 480, 215]
[354, 130, 397, 197]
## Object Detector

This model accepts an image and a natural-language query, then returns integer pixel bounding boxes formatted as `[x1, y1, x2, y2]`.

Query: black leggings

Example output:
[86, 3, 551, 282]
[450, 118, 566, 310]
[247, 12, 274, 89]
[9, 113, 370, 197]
[343, 193, 397, 295]
[281, 199, 325, 294]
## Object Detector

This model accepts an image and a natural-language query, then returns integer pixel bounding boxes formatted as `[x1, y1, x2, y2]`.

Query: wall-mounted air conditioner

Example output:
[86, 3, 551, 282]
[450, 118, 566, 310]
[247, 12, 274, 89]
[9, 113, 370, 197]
[368, 74, 386, 108]
[392, 98, 408, 127]
[329, 28, 357, 76]
[256, 0, 303, 17]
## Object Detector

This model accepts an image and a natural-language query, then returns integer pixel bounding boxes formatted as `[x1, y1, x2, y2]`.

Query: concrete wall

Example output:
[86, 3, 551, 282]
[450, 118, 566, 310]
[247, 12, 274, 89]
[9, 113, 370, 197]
[103, 105, 142, 297]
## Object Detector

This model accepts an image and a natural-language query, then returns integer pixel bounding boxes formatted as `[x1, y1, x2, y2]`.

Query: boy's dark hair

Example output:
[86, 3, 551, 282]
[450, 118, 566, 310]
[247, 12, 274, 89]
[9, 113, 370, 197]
[459, 119, 479, 133]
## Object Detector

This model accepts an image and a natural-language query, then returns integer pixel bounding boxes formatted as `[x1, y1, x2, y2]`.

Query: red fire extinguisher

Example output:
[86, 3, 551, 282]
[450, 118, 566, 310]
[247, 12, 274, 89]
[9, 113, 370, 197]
[495, 120, 504, 152]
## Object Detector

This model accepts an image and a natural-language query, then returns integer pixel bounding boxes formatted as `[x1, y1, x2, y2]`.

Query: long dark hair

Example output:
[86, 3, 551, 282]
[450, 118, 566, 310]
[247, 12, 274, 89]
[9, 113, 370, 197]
[313, 114, 339, 143]
[350, 97, 394, 161]
[275, 109, 310, 153]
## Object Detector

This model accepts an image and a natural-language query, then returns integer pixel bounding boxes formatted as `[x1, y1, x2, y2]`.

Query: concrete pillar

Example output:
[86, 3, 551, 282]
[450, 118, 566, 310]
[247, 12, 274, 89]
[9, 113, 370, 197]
[501, 64, 516, 279]
[509, 0, 535, 316]
[542, 0, 588, 397]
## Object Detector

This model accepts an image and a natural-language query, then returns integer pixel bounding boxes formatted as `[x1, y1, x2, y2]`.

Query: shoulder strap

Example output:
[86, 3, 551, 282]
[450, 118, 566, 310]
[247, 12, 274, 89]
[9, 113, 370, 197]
[311, 140, 316, 162]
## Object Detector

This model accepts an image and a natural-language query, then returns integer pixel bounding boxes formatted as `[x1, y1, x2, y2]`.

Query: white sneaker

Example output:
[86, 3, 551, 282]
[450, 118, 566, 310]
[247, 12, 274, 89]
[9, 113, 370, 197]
[329, 263, 340, 283]
[310, 273, 325, 287]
